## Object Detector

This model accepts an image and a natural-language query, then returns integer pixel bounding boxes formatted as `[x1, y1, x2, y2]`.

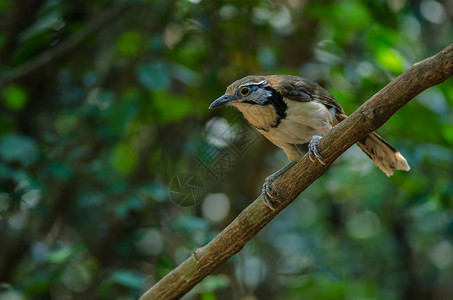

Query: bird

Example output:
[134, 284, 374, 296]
[209, 75, 410, 210]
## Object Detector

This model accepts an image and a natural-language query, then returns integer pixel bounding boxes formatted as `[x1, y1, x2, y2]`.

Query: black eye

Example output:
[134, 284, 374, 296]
[240, 87, 250, 96]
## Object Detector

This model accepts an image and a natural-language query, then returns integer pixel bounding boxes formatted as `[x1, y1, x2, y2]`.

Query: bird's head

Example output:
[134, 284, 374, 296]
[209, 76, 272, 109]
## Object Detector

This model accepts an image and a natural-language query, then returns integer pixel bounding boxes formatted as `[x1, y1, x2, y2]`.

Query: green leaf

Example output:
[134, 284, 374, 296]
[201, 292, 217, 300]
[151, 91, 192, 124]
[10, 31, 52, 66]
[116, 31, 143, 56]
[61, 260, 97, 292]
[179, 216, 208, 233]
[0, 0, 11, 13]
[375, 47, 405, 73]
[47, 245, 82, 264]
[109, 143, 138, 175]
[2, 85, 28, 111]
[0, 115, 14, 135]
[23, 270, 53, 294]
[200, 275, 231, 292]
[442, 126, 453, 145]
[19, 11, 64, 42]
[111, 270, 145, 289]
[0, 134, 38, 166]
[136, 61, 170, 91]
[54, 115, 78, 135]
[114, 196, 142, 218]
[47, 162, 73, 181]
[333, 1, 371, 29]
[0, 290, 25, 300]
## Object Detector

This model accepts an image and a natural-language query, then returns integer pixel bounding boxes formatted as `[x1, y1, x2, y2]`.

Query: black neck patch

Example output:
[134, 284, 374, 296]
[263, 86, 287, 128]
[240, 86, 287, 129]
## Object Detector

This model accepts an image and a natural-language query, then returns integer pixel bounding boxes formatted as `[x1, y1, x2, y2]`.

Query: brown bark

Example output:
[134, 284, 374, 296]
[139, 43, 453, 300]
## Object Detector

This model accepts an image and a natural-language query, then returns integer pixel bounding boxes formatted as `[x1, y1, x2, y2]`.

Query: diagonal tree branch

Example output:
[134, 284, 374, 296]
[139, 43, 453, 300]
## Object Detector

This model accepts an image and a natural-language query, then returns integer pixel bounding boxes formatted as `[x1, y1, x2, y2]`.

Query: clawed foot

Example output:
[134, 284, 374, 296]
[261, 161, 296, 210]
[262, 175, 278, 210]
[308, 135, 325, 165]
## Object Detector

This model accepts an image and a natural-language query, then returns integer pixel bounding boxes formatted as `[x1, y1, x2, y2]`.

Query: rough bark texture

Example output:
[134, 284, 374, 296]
[139, 43, 453, 300]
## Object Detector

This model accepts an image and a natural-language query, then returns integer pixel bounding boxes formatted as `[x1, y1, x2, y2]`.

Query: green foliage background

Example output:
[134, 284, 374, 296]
[0, 0, 452, 299]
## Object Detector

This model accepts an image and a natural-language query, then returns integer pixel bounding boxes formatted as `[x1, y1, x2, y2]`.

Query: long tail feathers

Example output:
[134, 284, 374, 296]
[334, 113, 409, 176]
[356, 132, 410, 176]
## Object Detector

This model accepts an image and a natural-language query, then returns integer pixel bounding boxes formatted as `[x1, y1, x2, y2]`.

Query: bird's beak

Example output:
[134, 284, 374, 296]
[209, 95, 238, 109]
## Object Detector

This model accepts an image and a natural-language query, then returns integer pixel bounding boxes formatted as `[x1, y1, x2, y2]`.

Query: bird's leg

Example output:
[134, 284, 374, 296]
[308, 135, 325, 165]
[262, 161, 296, 210]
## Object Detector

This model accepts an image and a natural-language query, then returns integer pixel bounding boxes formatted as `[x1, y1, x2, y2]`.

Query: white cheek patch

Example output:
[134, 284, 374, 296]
[249, 88, 272, 105]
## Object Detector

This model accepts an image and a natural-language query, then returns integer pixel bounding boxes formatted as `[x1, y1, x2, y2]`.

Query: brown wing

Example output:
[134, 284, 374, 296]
[274, 75, 345, 115]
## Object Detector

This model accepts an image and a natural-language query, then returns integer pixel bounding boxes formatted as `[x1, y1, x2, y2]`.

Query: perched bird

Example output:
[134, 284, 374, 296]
[209, 75, 410, 209]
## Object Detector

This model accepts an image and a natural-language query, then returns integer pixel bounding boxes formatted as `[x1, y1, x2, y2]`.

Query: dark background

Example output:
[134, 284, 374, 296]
[0, 0, 452, 299]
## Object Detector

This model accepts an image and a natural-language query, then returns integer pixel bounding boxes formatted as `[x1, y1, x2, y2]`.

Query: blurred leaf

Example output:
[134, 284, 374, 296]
[309, 0, 372, 44]
[137, 61, 171, 91]
[179, 216, 208, 233]
[173, 35, 208, 68]
[151, 91, 192, 124]
[286, 275, 379, 299]
[19, 11, 64, 43]
[54, 115, 78, 136]
[366, 24, 398, 51]
[442, 126, 453, 145]
[375, 46, 405, 73]
[201, 292, 217, 300]
[257, 46, 277, 70]
[116, 31, 143, 56]
[111, 270, 145, 289]
[0, 0, 11, 13]
[114, 196, 142, 218]
[0, 290, 25, 300]
[0, 134, 38, 166]
[47, 162, 73, 181]
[2, 85, 28, 111]
[137, 183, 168, 203]
[171, 63, 200, 86]
[0, 34, 6, 49]
[109, 143, 138, 175]
[443, 83, 453, 106]
[47, 245, 82, 264]
[10, 31, 52, 66]
[198, 274, 231, 292]
[23, 270, 53, 295]
[333, 1, 371, 29]
[149, 35, 166, 52]
[101, 88, 140, 137]
[61, 262, 94, 292]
